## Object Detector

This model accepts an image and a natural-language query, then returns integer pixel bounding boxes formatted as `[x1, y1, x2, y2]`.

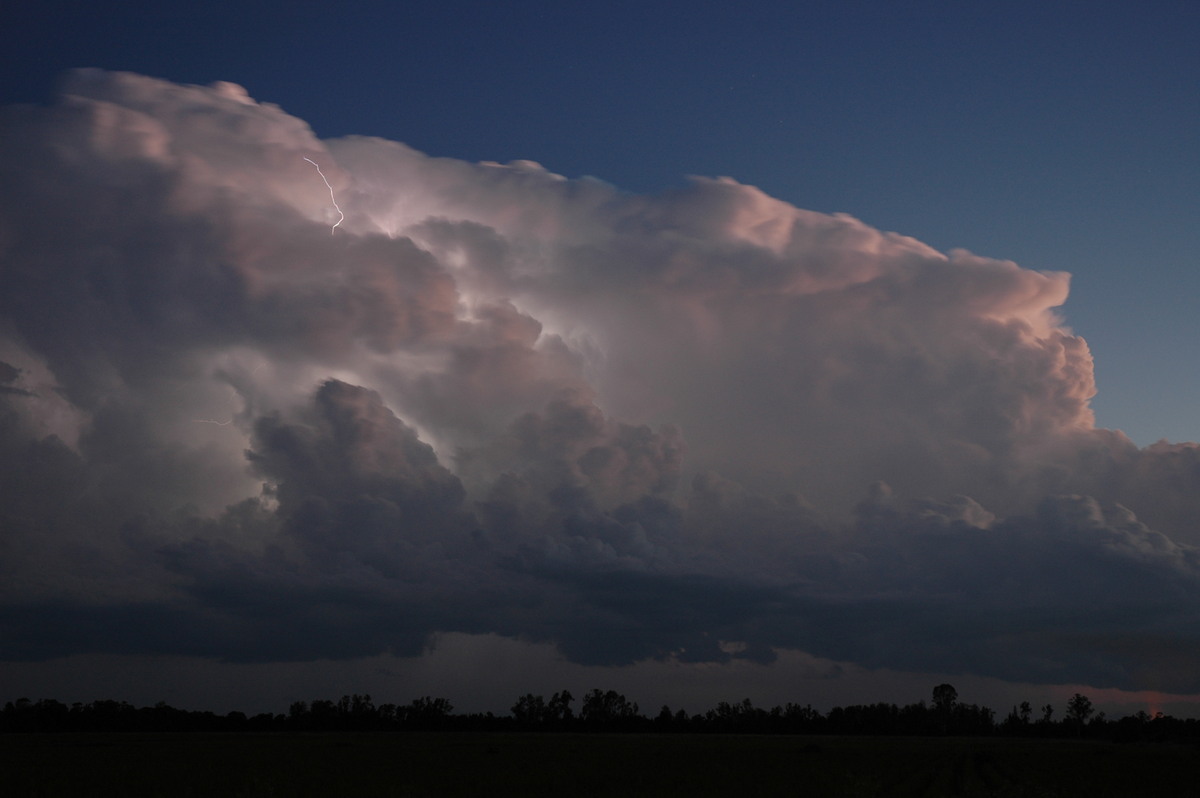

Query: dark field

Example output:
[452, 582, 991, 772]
[3, 732, 1196, 797]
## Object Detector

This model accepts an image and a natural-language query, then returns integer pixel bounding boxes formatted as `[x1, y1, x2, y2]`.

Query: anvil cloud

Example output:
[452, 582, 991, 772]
[2, 71, 1199, 698]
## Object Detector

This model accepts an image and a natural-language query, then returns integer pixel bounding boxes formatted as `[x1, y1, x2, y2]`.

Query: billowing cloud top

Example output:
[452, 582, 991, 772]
[2, 71, 1199, 694]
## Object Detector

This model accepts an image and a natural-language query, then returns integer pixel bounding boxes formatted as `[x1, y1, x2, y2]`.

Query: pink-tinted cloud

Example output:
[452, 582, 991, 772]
[3, 71, 1200, 698]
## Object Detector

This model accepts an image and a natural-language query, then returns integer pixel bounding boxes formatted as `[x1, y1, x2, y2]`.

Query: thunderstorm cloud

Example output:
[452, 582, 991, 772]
[2, 71, 1199, 695]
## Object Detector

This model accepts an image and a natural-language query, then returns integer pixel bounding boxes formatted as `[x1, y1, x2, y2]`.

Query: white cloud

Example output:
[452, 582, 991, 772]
[3, 71, 1200, 697]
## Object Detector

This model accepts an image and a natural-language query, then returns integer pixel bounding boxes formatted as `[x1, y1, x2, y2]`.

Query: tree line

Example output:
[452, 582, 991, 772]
[2, 684, 1195, 742]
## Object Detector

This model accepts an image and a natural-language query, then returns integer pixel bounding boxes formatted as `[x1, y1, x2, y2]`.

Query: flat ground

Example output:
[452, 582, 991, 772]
[3, 732, 1196, 797]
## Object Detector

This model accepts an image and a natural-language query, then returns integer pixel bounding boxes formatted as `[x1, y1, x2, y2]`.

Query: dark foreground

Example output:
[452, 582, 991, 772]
[3, 732, 1196, 797]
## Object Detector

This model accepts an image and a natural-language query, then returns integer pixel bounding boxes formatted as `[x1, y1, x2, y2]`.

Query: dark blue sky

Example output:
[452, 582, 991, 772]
[4, 0, 1198, 444]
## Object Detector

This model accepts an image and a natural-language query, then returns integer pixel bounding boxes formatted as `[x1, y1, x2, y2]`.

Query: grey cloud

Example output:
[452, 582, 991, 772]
[250, 379, 464, 509]
[246, 379, 471, 575]
[0, 361, 32, 397]
[3, 71, 1200, 697]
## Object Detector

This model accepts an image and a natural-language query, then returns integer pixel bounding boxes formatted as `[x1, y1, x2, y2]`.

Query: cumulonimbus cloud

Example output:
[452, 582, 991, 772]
[2, 70, 1199, 694]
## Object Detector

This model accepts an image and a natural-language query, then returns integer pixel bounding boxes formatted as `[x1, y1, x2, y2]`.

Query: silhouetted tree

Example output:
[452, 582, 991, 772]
[1066, 693, 1094, 736]
[932, 684, 957, 734]
[580, 689, 640, 728]
[350, 693, 374, 719]
[288, 701, 309, 723]
[952, 702, 995, 735]
[12, 689, 1196, 739]
[931, 684, 958, 713]
[782, 703, 822, 733]
[405, 696, 453, 730]
[547, 690, 574, 725]
[1002, 702, 1034, 735]
[511, 693, 547, 726]
[703, 698, 772, 732]
[510, 690, 573, 728]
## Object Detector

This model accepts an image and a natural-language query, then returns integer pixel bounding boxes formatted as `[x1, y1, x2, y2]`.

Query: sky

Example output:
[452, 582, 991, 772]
[1, 1, 1199, 718]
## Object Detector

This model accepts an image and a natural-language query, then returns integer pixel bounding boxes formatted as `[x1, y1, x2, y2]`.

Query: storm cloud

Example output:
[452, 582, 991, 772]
[2, 71, 1199, 697]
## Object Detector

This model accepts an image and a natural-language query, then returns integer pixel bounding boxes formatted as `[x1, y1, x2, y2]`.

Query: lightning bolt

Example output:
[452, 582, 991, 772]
[303, 156, 344, 234]
[192, 418, 233, 426]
